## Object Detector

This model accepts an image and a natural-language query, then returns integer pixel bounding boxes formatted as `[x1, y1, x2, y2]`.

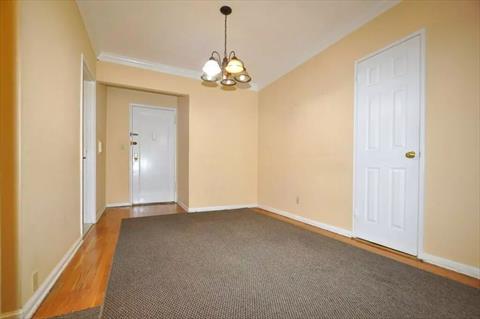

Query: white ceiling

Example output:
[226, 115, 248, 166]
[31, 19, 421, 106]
[77, 0, 399, 89]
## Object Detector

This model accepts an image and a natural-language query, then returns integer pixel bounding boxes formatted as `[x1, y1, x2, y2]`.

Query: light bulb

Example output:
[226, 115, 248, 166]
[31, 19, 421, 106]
[234, 71, 251, 83]
[220, 74, 236, 86]
[201, 72, 220, 82]
[202, 58, 221, 76]
[225, 57, 244, 74]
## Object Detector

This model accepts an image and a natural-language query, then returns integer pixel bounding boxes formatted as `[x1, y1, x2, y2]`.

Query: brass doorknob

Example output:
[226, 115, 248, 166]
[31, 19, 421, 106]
[405, 151, 416, 159]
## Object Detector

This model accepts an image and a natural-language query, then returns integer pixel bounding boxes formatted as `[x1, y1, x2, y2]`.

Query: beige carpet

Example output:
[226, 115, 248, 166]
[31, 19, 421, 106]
[101, 209, 479, 318]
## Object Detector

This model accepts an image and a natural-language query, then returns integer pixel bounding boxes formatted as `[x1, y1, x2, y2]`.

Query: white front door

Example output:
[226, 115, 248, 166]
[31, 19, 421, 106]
[354, 34, 422, 255]
[131, 106, 176, 205]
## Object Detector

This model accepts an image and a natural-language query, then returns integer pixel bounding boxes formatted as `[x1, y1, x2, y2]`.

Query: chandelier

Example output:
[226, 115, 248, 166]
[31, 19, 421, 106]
[201, 6, 251, 86]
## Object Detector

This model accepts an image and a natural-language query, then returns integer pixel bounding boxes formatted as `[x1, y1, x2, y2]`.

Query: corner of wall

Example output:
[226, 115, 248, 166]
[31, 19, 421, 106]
[0, 0, 20, 314]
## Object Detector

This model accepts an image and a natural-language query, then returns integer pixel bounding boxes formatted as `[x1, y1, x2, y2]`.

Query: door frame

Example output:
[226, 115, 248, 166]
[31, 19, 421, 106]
[129, 103, 177, 205]
[80, 54, 97, 235]
[352, 29, 426, 256]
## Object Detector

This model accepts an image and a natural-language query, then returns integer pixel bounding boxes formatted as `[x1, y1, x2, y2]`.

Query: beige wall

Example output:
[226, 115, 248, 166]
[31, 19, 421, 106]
[96, 83, 107, 218]
[105, 86, 178, 204]
[10, 2, 478, 315]
[18, 0, 96, 306]
[104, 85, 190, 207]
[177, 96, 190, 206]
[98, 62, 258, 209]
[258, 0, 480, 268]
[0, 0, 19, 312]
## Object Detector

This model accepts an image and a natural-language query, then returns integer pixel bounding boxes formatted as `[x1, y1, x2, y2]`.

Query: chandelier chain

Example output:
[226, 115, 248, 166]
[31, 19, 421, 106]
[201, 6, 251, 86]
[224, 14, 227, 58]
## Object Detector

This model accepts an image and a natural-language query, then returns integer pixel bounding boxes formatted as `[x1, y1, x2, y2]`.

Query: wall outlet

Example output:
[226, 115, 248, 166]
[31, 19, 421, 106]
[32, 271, 39, 292]
[296, 196, 300, 205]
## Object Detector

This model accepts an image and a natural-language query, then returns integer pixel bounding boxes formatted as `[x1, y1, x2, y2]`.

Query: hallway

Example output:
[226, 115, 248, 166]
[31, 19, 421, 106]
[33, 204, 186, 318]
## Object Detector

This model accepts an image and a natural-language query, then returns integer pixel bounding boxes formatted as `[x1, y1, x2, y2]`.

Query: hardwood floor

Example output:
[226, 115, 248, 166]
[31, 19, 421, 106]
[33, 203, 186, 319]
[34, 204, 479, 318]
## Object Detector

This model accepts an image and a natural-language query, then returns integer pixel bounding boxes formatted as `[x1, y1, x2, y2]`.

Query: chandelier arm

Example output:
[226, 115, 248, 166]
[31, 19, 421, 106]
[211, 51, 222, 63]
[228, 50, 236, 60]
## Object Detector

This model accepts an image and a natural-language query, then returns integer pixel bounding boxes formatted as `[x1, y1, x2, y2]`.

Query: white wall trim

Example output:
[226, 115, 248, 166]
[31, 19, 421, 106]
[98, 52, 200, 80]
[106, 202, 132, 208]
[80, 54, 97, 234]
[259, 205, 479, 280]
[259, 1, 399, 90]
[0, 310, 22, 319]
[259, 205, 353, 238]
[96, 207, 106, 222]
[188, 203, 257, 213]
[96, 1, 397, 92]
[176, 201, 189, 212]
[79, 54, 85, 238]
[417, 29, 427, 260]
[419, 253, 480, 279]
[21, 238, 83, 319]
[97, 52, 259, 91]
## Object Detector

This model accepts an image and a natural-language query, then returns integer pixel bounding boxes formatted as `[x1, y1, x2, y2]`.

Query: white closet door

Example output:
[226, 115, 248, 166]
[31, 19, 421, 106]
[354, 35, 421, 255]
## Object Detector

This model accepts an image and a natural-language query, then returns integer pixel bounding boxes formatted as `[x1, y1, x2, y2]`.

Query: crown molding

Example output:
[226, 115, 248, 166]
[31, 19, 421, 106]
[97, 52, 259, 91]
[96, 1, 396, 92]
[260, 0, 400, 90]
[98, 52, 201, 79]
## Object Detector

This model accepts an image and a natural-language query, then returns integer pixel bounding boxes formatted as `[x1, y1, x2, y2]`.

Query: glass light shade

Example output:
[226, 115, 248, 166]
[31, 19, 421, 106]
[201, 72, 220, 82]
[225, 57, 244, 74]
[220, 74, 236, 86]
[202, 58, 221, 76]
[234, 71, 251, 83]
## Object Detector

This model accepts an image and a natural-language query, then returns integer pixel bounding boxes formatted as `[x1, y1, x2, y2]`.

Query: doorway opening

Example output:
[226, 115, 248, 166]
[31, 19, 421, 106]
[130, 104, 177, 205]
[353, 30, 425, 256]
[81, 55, 96, 235]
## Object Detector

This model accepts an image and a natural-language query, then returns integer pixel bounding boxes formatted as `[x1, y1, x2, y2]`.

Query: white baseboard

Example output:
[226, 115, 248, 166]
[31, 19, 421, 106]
[0, 310, 22, 319]
[259, 205, 480, 279]
[96, 207, 106, 222]
[258, 204, 353, 238]
[176, 201, 189, 212]
[188, 203, 257, 213]
[419, 252, 480, 279]
[21, 238, 83, 319]
[106, 202, 131, 208]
